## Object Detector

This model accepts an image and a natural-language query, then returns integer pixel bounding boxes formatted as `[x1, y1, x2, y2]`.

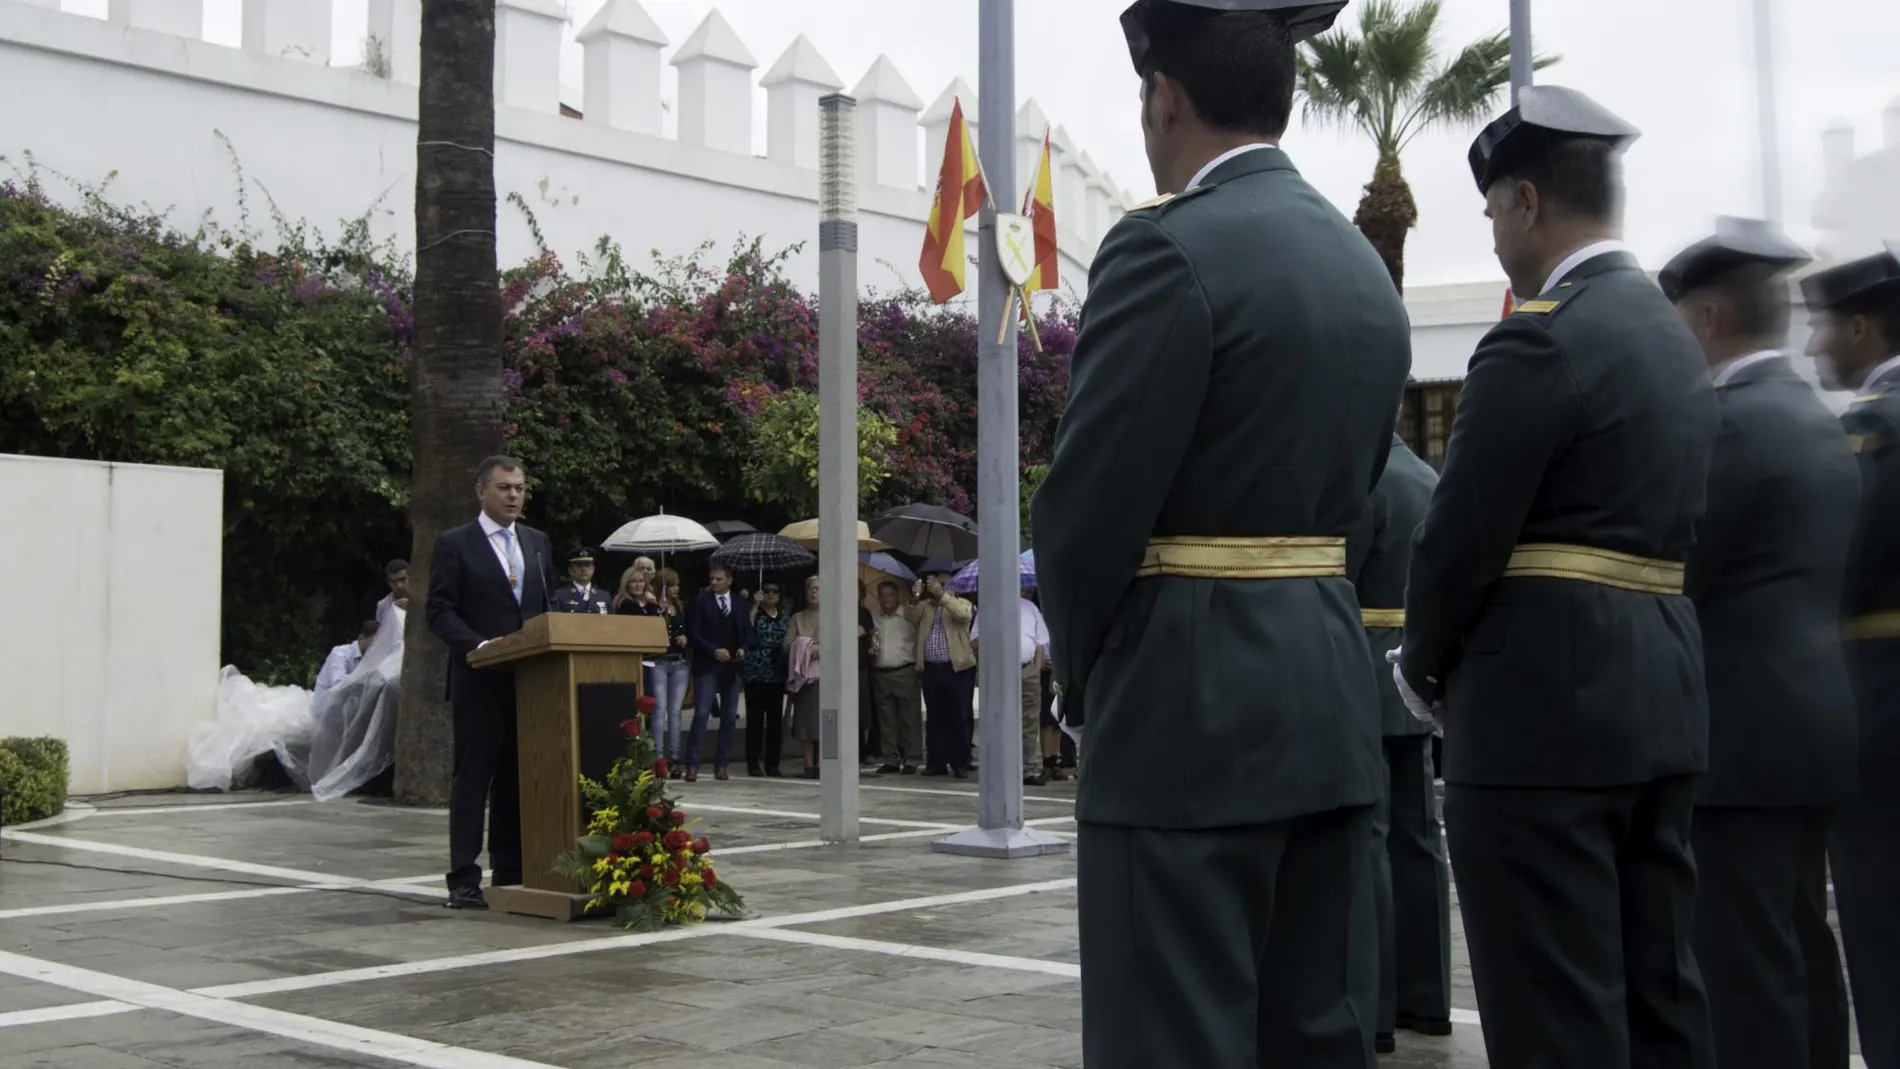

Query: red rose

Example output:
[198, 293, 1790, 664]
[640, 864, 654, 879]
[663, 830, 688, 850]
[628, 879, 646, 898]
[670, 810, 687, 825]
[702, 869, 717, 888]
[691, 838, 710, 855]
[632, 831, 654, 845]
[619, 717, 643, 737]
[651, 758, 669, 778]
[610, 833, 637, 852]
[606, 852, 620, 864]
[646, 807, 662, 821]
[636, 694, 658, 715]
[663, 869, 682, 888]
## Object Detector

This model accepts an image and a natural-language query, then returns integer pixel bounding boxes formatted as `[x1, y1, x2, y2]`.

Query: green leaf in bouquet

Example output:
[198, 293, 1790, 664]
[577, 834, 612, 858]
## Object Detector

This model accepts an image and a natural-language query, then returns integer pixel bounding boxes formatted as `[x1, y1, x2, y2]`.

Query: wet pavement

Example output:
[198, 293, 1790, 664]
[0, 774, 1850, 1067]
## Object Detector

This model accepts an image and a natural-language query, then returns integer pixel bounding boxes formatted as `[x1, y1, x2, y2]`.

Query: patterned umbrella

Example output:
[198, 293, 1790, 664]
[710, 532, 816, 572]
[945, 550, 1036, 595]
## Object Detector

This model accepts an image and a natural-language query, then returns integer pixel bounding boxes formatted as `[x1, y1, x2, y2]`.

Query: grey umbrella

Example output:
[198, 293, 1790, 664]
[870, 504, 979, 561]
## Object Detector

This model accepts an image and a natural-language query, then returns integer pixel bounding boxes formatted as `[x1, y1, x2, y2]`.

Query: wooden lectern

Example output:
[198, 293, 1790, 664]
[467, 613, 667, 920]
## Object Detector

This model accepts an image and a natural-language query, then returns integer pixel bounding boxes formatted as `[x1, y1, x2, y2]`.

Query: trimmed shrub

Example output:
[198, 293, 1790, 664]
[0, 736, 69, 826]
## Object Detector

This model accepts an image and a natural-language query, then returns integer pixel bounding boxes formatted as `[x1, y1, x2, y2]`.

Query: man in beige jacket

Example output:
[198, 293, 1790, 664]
[913, 569, 976, 778]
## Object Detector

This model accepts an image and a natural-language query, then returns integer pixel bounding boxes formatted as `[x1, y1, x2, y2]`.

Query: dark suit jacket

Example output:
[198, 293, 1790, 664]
[1844, 362, 1900, 796]
[1686, 356, 1859, 806]
[425, 518, 552, 707]
[685, 590, 752, 674]
[1348, 435, 1439, 739]
[1031, 147, 1411, 828]
[1402, 250, 1717, 788]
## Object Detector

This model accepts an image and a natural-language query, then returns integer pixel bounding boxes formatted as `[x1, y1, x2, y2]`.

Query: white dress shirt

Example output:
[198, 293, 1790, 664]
[970, 597, 1051, 667]
[1540, 238, 1630, 295]
[716, 591, 731, 616]
[314, 641, 363, 695]
[1712, 350, 1784, 387]
[874, 612, 918, 669]
[477, 512, 523, 596]
[1185, 143, 1276, 192]
[1863, 353, 1900, 393]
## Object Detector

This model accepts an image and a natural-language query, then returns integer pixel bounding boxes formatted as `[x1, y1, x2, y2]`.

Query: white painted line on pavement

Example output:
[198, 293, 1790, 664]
[7, 801, 96, 831]
[0, 999, 140, 1028]
[0, 874, 447, 922]
[3, 830, 442, 894]
[678, 802, 960, 830]
[732, 927, 1081, 978]
[83, 799, 338, 818]
[747, 777, 1075, 805]
[0, 949, 567, 1069]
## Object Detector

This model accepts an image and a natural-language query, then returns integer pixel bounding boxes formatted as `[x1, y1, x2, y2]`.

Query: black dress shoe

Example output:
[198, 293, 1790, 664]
[921, 767, 949, 777]
[1375, 1032, 1396, 1054]
[876, 764, 900, 774]
[1395, 1013, 1453, 1037]
[766, 767, 784, 777]
[1024, 773, 1046, 787]
[444, 885, 488, 910]
[900, 764, 918, 775]
[747, 765, 764, 777]
[953, 769, 969, 780]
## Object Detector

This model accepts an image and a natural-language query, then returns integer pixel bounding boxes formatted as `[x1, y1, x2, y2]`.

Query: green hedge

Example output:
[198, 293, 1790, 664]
[0, 737, 69, 826]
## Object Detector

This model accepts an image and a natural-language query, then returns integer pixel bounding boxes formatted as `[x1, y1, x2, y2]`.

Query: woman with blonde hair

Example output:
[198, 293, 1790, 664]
[617, 566, 689, 777]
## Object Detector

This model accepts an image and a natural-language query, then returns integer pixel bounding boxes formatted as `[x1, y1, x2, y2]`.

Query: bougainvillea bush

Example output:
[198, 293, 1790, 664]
[0, 172, 1079, 683]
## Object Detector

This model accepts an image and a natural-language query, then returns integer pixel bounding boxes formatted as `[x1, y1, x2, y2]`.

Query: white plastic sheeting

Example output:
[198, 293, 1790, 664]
[187, 609, 405, 800]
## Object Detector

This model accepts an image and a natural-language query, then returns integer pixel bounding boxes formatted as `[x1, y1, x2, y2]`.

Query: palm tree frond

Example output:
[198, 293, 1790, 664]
[1358, 0, 1441, 101]
[1296, 32, 1372, 135]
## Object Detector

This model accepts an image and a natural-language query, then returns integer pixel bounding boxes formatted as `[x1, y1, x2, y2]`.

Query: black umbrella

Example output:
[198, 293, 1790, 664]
[703, 520, 757, 541]
[709, 532, 816, 573]
[871, 504, 979, 561]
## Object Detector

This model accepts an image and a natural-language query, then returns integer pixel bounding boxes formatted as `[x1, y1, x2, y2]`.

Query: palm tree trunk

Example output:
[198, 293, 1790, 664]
[395, 0, 503, 806]
[1353, 151, 1420, 293]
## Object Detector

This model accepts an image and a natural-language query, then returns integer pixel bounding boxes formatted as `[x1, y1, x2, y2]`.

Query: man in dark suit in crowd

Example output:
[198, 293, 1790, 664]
[1032, 2, 1408, 1063]
[425, 456, 553, 910]
[1663, 219, 1858, 1069]
[1396, 87, 1717, 1067]
[1347, 432, 1450, 1056]
[684, 563, 750, 782]
[1803, 243, 1900, 1069]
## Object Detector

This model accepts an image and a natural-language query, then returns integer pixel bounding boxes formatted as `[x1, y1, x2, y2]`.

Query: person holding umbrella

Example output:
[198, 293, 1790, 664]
[913, 563, 976, 779]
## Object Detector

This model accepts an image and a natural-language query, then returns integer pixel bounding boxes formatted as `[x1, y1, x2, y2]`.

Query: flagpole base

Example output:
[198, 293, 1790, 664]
[930, 825, 1071, 859]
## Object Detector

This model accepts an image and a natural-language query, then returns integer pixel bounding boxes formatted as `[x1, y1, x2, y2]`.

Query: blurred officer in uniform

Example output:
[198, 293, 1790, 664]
[1803, 243, 1900, 1069]
[1394, 85, 1717, 1068]
[1663, 219, 1857, 1069]
[1346, 431, 1450, 1056]
[550, 546, 612, 614]
[1033, 1, 1411, 1064]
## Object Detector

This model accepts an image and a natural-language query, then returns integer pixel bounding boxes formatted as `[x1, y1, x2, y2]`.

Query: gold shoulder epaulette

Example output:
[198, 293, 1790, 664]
[1513, 299, 1561, 314]
[1848, 433, 1869, 454]
[1129, 193, 1174, 211]
[1852, 392, 1886, 405]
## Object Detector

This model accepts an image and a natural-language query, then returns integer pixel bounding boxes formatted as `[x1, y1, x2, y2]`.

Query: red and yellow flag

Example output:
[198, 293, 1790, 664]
[1501, 287, 1515, 319]
[1023, 127, 1058, 293]
[920, 99, 989, 304]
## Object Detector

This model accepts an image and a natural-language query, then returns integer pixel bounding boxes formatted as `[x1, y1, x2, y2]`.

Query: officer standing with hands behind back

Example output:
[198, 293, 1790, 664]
[1034, 1, 1411, 1065]
[1394, 86, 1717, 1068]
[1661, 219, 1858, 1069]
[1802, 243, 1900, 1069]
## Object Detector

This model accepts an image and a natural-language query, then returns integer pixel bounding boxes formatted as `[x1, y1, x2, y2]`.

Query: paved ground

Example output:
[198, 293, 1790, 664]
[0, 773, 1864, 1068]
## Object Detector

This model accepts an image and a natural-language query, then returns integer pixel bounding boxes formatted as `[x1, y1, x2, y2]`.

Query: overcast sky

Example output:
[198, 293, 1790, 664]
[68, 0, 1900, 287]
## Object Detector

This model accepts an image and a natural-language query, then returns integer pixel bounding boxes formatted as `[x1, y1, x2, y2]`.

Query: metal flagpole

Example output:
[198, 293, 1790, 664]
[1508, 0, 1532, 104]
[1752, 0, 1783, 223]
[934, 0, 1068, 860]
[817, 92, 860, 842]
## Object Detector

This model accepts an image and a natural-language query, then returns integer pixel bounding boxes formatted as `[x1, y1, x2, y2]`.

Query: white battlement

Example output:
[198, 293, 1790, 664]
[0, 0, 1137, 294]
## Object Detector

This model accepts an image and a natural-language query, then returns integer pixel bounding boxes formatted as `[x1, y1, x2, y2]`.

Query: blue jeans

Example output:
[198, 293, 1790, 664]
[646, 659, 689, 762]
[689, 669, 742, 769]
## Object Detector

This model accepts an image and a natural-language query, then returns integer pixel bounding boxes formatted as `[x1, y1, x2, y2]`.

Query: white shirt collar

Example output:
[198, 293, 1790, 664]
[1540, 238, 1630, 295]
[1864, 353, 1900, 392]
[1712, 350, 1783, 387]
[477, 512, 515, 539]
[1185, 143, 1276, 192]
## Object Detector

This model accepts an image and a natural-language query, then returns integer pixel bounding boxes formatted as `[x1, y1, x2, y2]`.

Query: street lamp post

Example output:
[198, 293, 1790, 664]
[818, 91, 861, 843]
[1509, 0, 1532, 104]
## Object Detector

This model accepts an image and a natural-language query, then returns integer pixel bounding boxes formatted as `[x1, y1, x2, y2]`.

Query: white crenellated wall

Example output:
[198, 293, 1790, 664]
[0, 0, 1132, 298]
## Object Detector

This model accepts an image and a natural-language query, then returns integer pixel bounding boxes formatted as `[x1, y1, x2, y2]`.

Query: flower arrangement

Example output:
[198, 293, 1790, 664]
[553, 696, 746, 930]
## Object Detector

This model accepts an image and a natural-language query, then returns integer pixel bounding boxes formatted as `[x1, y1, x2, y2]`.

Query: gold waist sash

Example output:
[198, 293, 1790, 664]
[1137, 536, 1346, 580]
[1503, 543, 1684, 596]
[1846, 612, 1900, 641]
[1360, 608, 1405, 629]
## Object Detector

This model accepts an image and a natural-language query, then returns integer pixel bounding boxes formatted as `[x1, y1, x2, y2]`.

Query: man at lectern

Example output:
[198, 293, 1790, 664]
[425, 455, 553, 911]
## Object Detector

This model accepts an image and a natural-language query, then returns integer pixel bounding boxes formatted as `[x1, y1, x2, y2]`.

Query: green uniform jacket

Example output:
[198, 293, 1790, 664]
[1400, 251, 1717, 788]
[1686, 356, 1859, 807]
[1032, 147, 1411, 829]
[1844, 363, 1900, 792]
[1347, 434, 1440, 739]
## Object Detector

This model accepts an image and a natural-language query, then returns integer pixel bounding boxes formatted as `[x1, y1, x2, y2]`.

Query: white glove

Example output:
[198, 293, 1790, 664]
[1385, 647, 1444, 730]
[1053, 693, 1083, 748]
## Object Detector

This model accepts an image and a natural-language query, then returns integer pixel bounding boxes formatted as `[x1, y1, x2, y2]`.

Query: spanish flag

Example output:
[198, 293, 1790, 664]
[920, 99, 988, 304]
[1501, 287, 1515, 319]
[1023, 127, 1058, 293]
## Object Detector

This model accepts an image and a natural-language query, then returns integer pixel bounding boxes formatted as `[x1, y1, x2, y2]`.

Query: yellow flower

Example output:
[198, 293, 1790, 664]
[609, 879, 630, 896]
[592, 857, 612, 876]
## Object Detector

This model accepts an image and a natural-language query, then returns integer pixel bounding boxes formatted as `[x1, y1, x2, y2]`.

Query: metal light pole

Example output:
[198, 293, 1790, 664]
[1752, 0, 1783, 223]
[1508, 0, 1532, 104]
[933, 0, 1068, 860]
[817, 92, 860, 843]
